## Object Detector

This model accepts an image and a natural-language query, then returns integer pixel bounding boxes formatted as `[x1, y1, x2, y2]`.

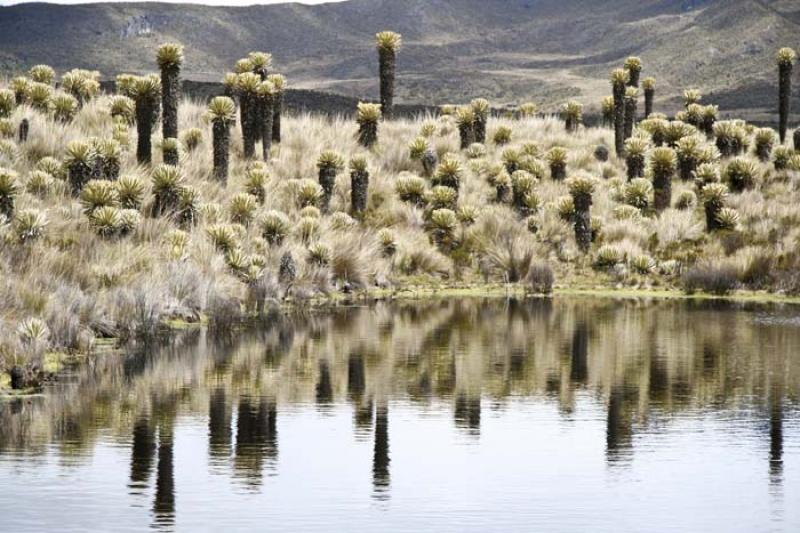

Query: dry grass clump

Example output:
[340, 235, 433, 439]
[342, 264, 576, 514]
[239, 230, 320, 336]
[682, 262, 738, 295]
[526, 262, 554, 294]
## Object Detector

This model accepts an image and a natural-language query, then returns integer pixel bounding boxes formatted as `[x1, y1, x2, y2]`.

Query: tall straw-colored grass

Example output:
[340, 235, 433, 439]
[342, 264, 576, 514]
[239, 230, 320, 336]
[1, 91, 800, 376]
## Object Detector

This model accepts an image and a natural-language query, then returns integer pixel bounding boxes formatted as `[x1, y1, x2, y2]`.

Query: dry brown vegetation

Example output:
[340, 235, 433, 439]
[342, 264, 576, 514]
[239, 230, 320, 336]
[2, 44, 800, 390]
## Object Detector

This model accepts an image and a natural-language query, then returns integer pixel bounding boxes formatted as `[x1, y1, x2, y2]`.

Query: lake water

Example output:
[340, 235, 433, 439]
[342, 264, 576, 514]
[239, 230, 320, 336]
[1, 297, 799, 532]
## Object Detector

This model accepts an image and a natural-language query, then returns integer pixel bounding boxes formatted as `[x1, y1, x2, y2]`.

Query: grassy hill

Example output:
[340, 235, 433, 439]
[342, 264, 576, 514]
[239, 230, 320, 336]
[1, 0, 799, 119]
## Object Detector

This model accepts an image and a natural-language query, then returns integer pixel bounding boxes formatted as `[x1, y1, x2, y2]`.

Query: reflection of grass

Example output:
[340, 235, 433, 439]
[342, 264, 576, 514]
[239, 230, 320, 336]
[166, 317, 208, 329]
[554, 287, 800, 304]
[0, 342, 129, 394]
[42, 352, 63, 374]
[4, 283, 798, 394]
[357, 285, 800, 305]
[4, 295, 799, 459]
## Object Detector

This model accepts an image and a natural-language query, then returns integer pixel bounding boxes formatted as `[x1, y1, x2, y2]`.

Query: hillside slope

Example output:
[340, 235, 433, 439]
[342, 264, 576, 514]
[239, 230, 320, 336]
[0, 0, 798, 118]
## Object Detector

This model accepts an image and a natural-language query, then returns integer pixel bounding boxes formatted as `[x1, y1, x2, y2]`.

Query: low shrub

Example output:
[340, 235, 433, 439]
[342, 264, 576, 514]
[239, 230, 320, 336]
[681, 264, 738, 295]
[526, 262, 554, 294]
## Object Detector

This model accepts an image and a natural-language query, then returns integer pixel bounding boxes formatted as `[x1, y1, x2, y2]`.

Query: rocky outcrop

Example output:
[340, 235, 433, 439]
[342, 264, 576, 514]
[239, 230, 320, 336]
[120, 15, 153, 39]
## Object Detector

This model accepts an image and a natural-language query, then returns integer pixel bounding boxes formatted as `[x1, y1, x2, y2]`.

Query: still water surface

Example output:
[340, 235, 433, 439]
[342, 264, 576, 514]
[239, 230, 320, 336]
[1, 297, 799, 532]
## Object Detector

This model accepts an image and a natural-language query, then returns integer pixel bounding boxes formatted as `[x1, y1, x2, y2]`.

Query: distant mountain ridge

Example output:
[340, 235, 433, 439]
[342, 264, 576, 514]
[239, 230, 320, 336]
[1, 0, 799, 120]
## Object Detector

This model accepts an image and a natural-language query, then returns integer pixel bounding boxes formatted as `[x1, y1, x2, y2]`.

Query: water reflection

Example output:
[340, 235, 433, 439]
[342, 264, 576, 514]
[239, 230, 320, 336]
[770, 384, 784, 487]
[208, 388, 232, 465]
[1, 297, 799, 530]
[154, 417, 175, 527]
[152, 394, 178, 527]
[348, 353, 374, 436]
[606, 385, 634, 465]
[570, 321, 589, 384]
[372, 402, 390, 500]
[454, 394, 481, 436]
[316, 360, 334, 406]
[234, 396, 278, 487]
[129, 416, 156, 492]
